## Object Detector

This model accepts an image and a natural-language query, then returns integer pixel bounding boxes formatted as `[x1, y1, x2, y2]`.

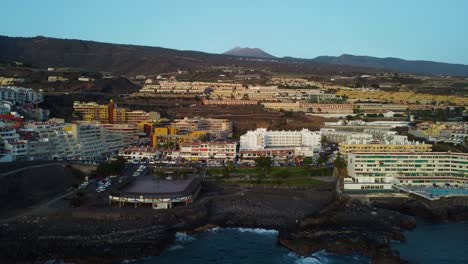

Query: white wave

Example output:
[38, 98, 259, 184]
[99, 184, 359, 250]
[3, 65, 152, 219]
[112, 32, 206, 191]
[287, 251, 330, 264]
[208, 226, 221, 232]
[230, 227, 279, 235]
[167, 245, 184, 251]
[175, 232, 195, 242]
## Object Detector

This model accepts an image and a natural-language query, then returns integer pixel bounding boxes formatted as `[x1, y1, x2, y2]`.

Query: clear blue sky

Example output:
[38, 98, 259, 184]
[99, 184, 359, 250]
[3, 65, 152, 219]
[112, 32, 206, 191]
[2, 0, 467, 64]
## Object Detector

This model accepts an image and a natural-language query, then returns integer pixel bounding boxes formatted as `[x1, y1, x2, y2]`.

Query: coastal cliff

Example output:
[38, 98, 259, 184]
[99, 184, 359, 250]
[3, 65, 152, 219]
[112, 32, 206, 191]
[1, 183, 467, 264]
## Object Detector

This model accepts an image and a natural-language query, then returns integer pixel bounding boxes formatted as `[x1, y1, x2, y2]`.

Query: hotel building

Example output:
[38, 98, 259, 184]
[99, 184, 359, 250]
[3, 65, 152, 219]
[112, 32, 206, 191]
[345, 152, 468, 190]
[240, 128, 321, 157]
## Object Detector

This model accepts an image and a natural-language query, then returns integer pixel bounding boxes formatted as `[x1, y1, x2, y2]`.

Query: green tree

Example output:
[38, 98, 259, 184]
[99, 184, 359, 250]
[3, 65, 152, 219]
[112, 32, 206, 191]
[321, 135, 328, 145]
[317, 154, 328, 166]
[96, 156, 126, 177]
[303, 157, 314, 177]
[254, 156, 272, 182]
[222, 160, 234, 179]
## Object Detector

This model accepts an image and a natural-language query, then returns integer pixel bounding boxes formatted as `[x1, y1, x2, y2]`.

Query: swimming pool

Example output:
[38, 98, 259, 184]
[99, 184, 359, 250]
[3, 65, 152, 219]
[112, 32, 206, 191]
[399, 186, 468, 199]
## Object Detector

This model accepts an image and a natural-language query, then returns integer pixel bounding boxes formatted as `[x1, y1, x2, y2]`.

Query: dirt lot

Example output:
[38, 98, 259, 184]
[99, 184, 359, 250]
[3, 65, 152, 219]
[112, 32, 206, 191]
[0, 163, 85, 219]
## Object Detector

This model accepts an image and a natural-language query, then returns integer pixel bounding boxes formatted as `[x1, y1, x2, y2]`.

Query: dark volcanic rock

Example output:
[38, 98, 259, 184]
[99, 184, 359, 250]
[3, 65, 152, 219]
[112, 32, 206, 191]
[279, 198, 415, 263]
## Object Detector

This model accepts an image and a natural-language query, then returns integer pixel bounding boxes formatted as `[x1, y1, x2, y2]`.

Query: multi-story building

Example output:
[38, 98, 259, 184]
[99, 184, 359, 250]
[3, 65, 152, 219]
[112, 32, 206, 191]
[201, 98, 259, 106]
[170, 117, 232, 139]
[0, 86, 43, 105]
[151, 127, 206, 148]
[339, 139, 432, 157]
[261, 102, 353, 114]
[73, 100, 126, 124]
[23, 121, 81, 160]
[355, 103, 408, 112]
[179, 142, 237, 161]
[118, 146, 158, 162]
[4, 140, 28, 160]
[73, 101, 159, 125]
[345, 152, 468, 190]
[66, 122, 108, 160]
[320, 128, 373, 143]
[0, 121, 25, 161]
[240, 128, 321, 157]
[102, 123, 139, 146]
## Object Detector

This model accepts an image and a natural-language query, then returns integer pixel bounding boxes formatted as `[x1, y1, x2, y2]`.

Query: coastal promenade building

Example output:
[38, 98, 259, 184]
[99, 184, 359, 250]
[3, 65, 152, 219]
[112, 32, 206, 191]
[240, 128, 321, 158]
[345, 152, 468, 190]
[118, 146, 159, 162]
[179, 142, 237, 161]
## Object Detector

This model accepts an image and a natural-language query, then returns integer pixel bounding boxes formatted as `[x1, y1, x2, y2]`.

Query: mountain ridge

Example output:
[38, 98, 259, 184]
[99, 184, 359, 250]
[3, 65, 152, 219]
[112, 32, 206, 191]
[1, 35, 467, 77]
[223, 47, 276, 59]
[313, 54, 468, 77]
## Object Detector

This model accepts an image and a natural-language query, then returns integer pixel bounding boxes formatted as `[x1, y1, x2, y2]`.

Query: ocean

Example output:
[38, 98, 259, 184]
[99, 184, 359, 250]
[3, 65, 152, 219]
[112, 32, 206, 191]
[132, 221, 468, 264]
[133, 227, 369, 264]
[391, 219, 468, 264]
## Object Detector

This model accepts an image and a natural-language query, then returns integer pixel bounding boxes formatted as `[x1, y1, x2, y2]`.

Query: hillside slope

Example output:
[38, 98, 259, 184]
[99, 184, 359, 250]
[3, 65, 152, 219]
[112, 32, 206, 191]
[0, 35, 375, 76]
[313, 54, 468, 77]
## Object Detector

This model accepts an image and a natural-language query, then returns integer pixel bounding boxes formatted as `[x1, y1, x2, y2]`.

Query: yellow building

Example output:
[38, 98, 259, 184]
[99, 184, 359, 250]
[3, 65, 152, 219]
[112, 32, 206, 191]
[151, 127, 206, 148]
[337, 89, 468, 106]
[73, 101, 130, 124]
[339, 142, 432, 156]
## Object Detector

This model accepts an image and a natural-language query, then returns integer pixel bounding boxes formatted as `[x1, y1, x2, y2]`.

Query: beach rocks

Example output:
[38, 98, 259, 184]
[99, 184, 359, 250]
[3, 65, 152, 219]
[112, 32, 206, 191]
[279, 198, 415, 264]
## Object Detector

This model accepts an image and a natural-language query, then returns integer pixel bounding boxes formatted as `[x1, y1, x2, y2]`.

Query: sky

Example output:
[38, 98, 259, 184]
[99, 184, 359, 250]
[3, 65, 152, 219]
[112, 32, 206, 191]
[2, 0, 468, 64]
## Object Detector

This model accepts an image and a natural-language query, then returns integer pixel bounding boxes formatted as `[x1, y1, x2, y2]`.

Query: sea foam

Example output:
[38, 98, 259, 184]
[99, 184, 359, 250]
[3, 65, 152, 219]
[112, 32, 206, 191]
[174, 232, 195, 242]
[230, 227, 279, 235]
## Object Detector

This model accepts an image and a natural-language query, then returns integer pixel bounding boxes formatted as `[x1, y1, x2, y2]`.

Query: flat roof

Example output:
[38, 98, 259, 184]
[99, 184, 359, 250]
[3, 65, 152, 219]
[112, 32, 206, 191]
[113, 174, 201, 199]
[124, 175, 192, 194]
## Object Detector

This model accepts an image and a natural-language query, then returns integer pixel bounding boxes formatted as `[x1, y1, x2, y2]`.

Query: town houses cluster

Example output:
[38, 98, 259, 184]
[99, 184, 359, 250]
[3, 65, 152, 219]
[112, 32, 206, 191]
[1, 78, 467, 193]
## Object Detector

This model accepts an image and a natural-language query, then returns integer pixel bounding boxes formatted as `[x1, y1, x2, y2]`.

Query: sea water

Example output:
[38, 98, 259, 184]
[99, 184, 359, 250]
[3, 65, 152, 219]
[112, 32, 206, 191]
[134, 227, 370, 264]
[133, 221, 468, 264]
[391, 220, 468, 264]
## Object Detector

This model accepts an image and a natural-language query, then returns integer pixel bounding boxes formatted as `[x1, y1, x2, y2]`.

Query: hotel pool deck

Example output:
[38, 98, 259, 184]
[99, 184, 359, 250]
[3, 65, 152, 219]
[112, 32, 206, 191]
[396, 186, 468, 200]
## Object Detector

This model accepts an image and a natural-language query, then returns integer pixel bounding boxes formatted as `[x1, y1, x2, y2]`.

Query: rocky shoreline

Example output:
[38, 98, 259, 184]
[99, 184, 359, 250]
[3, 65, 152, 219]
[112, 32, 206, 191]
[1, 182, 468, 264]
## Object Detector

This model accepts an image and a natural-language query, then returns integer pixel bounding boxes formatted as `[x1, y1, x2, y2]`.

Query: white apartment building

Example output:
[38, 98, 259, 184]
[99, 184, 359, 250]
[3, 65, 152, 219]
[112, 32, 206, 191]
[118, 146, 159, 162]
[345, 152, 468, 190]
[4, 140, 28, 160]
[240, 128, 321, 157]
[0, 121, 25, 161]
[0, 86, 43, 105]
[320, 128, 373, 143]
[105, 133, 125, 154]
[68, 122, 108, 160]
[23, 122, 81, 160]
